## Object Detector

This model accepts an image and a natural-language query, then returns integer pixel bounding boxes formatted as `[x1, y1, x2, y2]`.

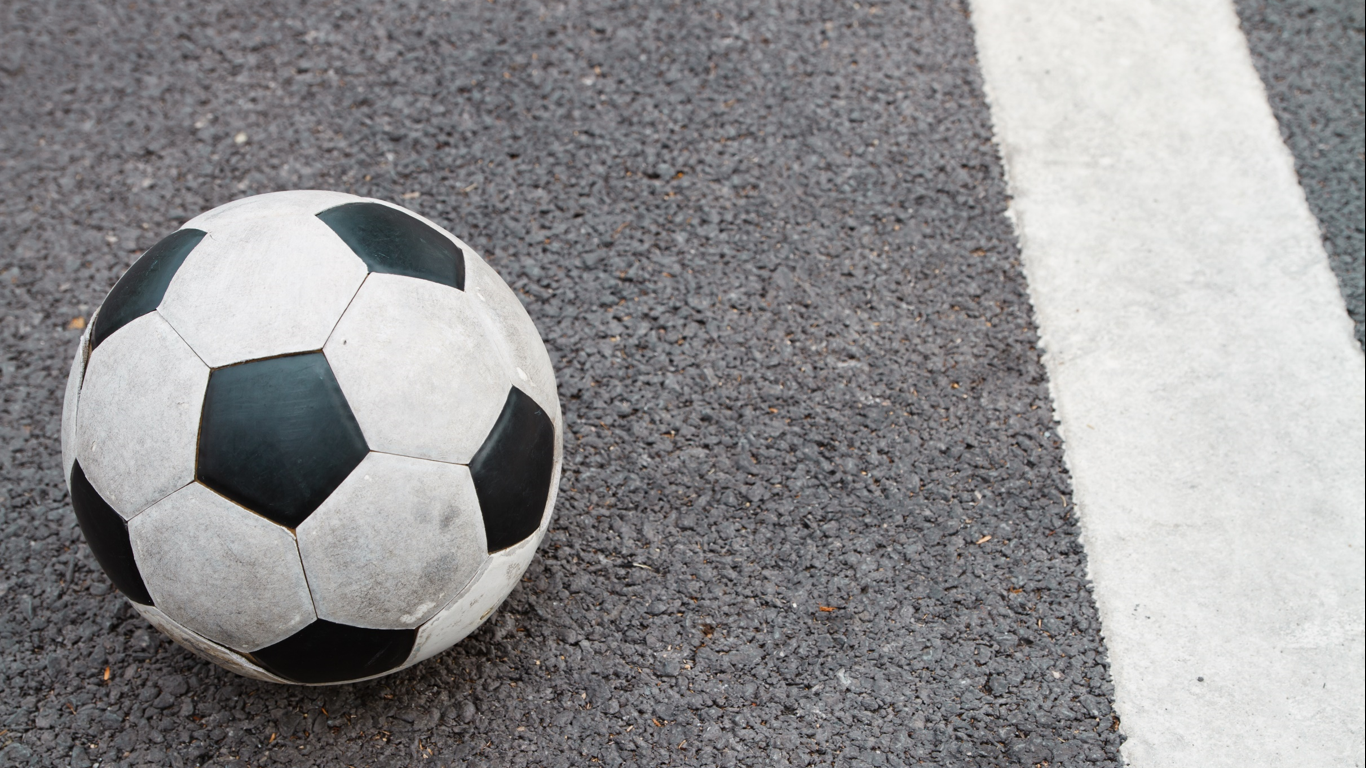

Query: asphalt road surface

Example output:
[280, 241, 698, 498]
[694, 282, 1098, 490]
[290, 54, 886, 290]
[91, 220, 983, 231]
[5, 0, 1353, 766]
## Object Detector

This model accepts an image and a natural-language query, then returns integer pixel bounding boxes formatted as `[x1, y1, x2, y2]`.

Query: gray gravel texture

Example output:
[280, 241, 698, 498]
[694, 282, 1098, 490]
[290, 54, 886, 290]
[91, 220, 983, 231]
[1236, 0, 1366, 348]
[0, 1, 1121, 766]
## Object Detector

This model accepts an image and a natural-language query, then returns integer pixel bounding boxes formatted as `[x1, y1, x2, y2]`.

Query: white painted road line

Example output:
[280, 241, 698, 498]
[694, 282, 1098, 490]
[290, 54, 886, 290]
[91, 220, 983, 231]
[970, 0, 1366, 765]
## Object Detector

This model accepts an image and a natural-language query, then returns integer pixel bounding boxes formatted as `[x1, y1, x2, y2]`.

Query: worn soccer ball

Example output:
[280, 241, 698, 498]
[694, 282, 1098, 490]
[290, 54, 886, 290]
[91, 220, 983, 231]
[61, 191, 562, 684]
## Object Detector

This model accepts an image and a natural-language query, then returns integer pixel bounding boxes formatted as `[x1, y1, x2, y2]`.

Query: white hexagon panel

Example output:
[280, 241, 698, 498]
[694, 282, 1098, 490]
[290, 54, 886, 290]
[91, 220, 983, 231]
[297, 452, 489, 630]
[324, 273, 511, 465]
[75, 312, 208, 519]
[128, 483, 317, 651]
[160, 199, 369, 368]
[465, 249, 562, 428]
[63, 191, 564, 685]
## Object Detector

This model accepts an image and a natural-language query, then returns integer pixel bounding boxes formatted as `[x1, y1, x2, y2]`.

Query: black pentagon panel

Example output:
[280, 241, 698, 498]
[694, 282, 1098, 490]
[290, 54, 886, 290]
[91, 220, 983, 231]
[248, 619, 416, 684]
[317, 202, 465, 290]
[69, 461, 154, 605]
[469, 387, 557, 553]
[197, 353, 367, 528]
[91, 228, 205, 350]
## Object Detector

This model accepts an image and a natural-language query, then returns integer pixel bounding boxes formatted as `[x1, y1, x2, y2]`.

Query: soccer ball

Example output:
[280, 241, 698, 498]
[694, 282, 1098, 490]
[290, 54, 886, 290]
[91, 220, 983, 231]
[61, 191, 562, 685]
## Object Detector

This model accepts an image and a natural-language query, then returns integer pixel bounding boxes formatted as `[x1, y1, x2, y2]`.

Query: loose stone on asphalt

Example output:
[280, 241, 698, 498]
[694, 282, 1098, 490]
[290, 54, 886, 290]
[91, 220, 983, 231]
[0, 2, 1121, 766]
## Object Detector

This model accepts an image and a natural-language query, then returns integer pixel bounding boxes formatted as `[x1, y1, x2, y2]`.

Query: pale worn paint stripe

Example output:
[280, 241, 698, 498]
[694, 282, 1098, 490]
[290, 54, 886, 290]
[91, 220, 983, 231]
[969, 1, 1366, 765]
